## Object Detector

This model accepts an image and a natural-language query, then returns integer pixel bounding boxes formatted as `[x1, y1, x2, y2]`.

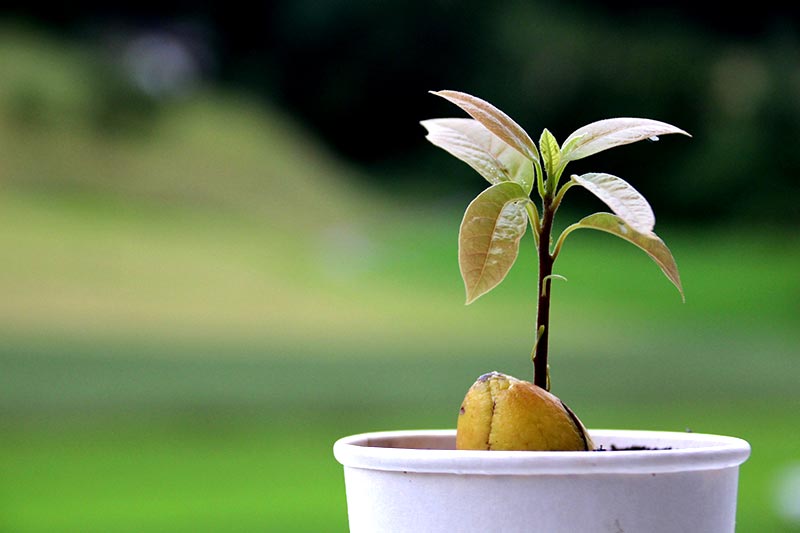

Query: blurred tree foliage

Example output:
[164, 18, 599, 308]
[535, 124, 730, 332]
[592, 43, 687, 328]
[2, 1, 799, 223]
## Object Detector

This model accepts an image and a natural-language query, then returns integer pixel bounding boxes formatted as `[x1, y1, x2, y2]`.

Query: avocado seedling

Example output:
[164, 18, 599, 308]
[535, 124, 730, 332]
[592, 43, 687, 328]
[422, 90, 689, 451]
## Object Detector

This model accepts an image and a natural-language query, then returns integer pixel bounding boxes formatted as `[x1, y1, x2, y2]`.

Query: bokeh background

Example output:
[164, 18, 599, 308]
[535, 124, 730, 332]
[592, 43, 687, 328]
[1, 3, 799, 531]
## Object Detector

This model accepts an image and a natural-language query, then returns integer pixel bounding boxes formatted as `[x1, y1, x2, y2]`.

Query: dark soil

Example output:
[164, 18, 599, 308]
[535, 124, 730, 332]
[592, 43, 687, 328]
[594, 445, 673, 451]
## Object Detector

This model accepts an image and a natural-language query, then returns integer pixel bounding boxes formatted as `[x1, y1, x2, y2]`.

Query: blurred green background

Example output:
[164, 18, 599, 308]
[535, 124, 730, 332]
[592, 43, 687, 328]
[1, 4, 799, 532]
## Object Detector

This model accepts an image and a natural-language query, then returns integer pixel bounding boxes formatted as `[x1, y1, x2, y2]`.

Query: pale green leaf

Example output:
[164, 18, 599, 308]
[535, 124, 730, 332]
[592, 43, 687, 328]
[568, 212, 683, 300]
[431, 90, 540, 164]
[562, 118, 690, 162]
[571, 173, 655, 233]
[459, 182, 529, 304]
[539, 128, 560, 180]
[421, 118, 534, 193]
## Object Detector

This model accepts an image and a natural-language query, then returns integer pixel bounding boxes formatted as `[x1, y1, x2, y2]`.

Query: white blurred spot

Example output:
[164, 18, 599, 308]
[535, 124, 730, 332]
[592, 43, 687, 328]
[776, 462, 800, 525]
[123, 33, 201, 98]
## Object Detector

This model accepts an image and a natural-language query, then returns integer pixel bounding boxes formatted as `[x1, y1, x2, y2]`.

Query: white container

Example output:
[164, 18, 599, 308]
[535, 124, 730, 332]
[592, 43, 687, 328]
[333, 429, 750, 533]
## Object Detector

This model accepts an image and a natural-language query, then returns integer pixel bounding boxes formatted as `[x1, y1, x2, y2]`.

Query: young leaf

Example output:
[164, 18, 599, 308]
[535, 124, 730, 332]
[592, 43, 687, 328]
[431, 90, 540, 164]
[459, 182, 529, 304]
[539, 128, 561, 182]
[561, 118, 690, 163]
[421, 118, 534, 193]
[571, 173, 655, 233]
[563, 212, 683, 300]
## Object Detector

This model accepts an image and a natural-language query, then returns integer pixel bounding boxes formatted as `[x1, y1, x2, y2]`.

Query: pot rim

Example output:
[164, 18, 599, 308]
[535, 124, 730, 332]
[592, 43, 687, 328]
[333, 429, 751, 475]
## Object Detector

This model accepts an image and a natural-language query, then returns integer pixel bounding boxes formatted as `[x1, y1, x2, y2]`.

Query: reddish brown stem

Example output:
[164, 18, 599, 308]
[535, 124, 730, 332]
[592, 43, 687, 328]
[533, 197, 556, 390]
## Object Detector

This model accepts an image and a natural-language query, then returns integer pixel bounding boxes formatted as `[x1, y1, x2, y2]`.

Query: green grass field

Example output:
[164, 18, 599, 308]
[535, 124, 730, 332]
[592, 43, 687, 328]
[1, 189, 798, 532]
[1, 28, 799, 532]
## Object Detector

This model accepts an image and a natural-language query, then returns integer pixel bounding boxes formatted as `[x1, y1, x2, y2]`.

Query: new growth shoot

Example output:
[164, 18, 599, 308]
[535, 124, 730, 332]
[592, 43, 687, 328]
[422, 90, 689, 390]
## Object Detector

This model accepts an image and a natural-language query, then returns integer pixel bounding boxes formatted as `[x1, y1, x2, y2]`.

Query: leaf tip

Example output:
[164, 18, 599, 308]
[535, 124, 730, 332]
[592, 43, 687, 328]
[670, 272, 685, 302]
[464, 291, 478, 305]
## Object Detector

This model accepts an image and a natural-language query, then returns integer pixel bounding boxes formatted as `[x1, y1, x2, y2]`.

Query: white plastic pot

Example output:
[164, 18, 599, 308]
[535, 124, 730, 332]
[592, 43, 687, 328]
[334, 429, 750, 533]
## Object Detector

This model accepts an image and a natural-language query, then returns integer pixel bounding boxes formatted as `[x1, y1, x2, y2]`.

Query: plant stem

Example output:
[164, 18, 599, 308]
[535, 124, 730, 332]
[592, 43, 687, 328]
[533, 196, 556, 390]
